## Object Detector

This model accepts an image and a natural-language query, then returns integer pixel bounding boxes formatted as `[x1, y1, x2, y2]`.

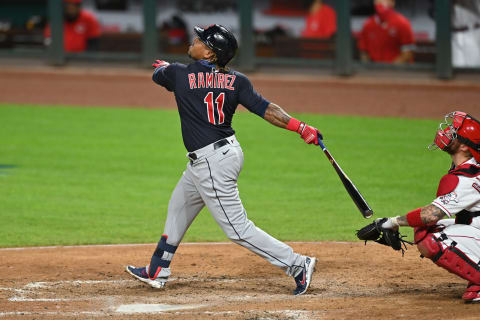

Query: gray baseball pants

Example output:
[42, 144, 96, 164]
[162, 135, 306, 277]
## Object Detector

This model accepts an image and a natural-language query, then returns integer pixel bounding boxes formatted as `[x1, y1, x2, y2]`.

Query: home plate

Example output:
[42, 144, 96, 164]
[116, 303, 205, 314]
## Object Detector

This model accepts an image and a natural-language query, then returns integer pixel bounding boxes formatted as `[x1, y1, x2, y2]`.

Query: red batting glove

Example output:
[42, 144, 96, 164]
[286, 118, 322, 145]
[298, 122, 320, 144]
[152, 59, 170, 68]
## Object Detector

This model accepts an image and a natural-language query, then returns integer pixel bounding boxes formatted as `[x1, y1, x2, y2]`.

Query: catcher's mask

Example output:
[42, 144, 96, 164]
[429, 111, 480, 162]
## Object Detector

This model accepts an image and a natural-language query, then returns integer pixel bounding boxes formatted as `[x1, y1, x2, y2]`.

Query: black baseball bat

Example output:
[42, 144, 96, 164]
[317, 137, 373, 219]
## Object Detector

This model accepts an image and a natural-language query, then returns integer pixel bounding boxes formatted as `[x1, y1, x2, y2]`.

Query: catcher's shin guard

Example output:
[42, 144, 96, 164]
[148, 234, 178, 279]
[416, 230, 480, 284]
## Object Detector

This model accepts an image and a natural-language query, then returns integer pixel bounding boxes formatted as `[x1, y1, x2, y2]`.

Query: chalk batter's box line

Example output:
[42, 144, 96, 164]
[0, 241, 351, 251]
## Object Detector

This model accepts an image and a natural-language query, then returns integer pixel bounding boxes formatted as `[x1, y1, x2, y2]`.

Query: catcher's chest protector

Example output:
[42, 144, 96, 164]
[433, 160, 480, 225]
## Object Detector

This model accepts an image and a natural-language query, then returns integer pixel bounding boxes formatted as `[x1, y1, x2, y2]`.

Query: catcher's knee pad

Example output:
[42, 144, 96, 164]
[414, 226, 444, 244]
[415, 231, 443, 260]
[414, 227, 429, 244]
[148, 234, 177, 279]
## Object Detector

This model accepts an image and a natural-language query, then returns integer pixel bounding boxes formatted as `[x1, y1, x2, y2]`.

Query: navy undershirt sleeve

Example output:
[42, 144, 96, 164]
[152, 64, 177, 91]
[237, 76, 270, 118]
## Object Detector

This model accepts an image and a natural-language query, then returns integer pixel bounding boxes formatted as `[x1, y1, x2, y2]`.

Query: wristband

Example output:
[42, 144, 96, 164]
[406, 208, 424, 227]
[286, 118, 301, 132]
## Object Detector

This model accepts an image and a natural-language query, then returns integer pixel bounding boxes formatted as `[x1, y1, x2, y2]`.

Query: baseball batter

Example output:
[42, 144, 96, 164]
[377, 111, 480, 303]
[126, 25, 319, 295]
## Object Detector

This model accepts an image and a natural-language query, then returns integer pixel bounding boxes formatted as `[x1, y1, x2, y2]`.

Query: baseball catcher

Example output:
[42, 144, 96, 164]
[359, 111, 480, 303]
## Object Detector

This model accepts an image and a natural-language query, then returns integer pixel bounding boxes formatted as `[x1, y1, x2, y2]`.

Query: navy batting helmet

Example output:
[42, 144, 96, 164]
[193, 24, 238, 67]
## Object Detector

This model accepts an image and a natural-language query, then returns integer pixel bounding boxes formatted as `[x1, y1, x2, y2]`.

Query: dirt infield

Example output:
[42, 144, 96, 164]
[0, 242, 478, 320]
[1, 65, 480, 319]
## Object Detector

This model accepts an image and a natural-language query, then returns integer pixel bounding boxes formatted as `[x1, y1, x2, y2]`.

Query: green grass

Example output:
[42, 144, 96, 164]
[0, 104, 447, 247]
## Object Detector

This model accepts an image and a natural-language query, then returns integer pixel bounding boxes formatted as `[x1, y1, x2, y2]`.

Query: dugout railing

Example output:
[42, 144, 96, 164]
[0, 0, 464, 80]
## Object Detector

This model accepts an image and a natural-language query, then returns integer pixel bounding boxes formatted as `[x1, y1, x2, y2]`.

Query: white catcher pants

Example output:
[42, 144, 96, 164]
[434, 220, 480, 265]
[162, 135, 306, 277]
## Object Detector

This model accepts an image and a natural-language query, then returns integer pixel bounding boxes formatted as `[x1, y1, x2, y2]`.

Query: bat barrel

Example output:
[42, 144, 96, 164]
[317, 138, 374, 219]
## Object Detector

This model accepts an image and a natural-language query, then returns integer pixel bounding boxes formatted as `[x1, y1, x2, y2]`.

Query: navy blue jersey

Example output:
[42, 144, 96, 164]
[153, 60, 269, 152]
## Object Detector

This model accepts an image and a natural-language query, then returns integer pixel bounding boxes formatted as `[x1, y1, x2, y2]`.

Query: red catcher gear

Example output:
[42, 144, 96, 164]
[431, 111, 480, 162]
[436, 173, 459, 197]
[463, 282, 480, 302]
[415, 229, 480, 284]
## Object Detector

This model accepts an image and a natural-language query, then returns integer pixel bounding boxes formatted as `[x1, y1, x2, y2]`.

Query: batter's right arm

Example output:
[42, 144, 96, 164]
[263, 103, 291, 128]
[263, 103, 322, 145]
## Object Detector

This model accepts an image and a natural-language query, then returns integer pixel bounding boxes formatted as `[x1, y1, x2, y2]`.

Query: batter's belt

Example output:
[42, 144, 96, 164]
[187, 136, 235, 161]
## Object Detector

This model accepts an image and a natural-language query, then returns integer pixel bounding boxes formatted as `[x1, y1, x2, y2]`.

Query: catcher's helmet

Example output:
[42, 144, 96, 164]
[193, 24, 238, 67]
[431, 111, 480, 162]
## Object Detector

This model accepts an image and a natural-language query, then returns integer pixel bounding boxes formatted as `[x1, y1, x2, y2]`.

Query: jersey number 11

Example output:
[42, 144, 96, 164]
[204, 92, 225, 125]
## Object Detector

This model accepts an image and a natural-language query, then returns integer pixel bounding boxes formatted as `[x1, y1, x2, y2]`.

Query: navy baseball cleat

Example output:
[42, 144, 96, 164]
[293, 256, 317, 296]
[125, 265, 170, 289]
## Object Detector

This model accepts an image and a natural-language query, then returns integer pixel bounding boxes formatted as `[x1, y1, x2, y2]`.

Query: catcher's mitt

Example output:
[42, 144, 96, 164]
[356, 218, 412, 255]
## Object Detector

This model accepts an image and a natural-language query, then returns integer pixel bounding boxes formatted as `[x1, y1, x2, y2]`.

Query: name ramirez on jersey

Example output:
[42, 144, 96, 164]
[187, 72, 236, 90]
[152, 59, 269, 152]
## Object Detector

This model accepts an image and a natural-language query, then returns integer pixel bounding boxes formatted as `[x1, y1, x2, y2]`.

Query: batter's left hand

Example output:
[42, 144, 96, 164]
[298, 123, 321, 145]
[153, 59, 170, 68]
